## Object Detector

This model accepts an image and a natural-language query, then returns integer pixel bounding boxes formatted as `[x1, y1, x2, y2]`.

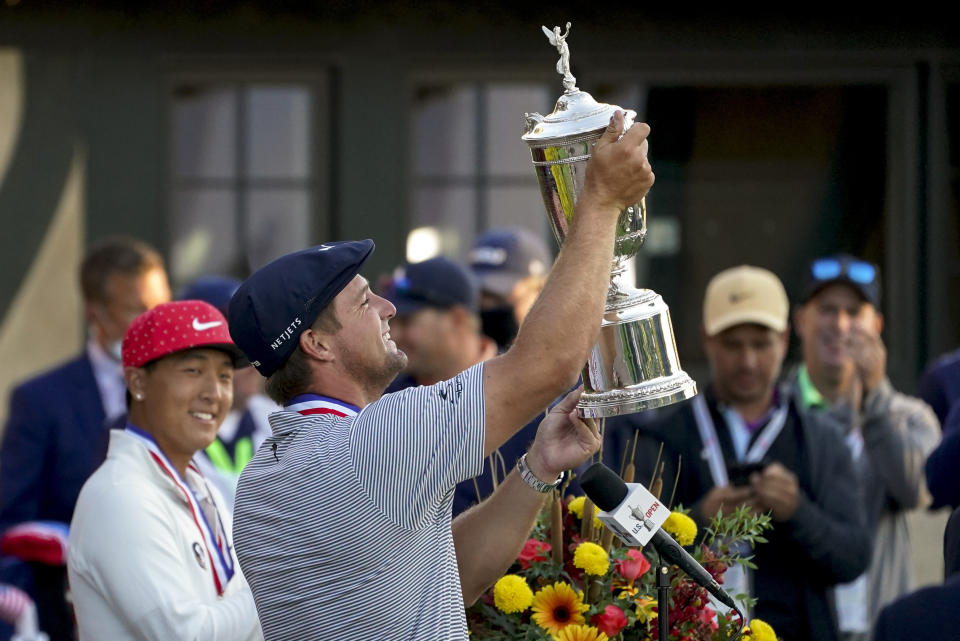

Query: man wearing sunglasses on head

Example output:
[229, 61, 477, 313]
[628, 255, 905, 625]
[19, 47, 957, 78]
[791, 254, 939, 641]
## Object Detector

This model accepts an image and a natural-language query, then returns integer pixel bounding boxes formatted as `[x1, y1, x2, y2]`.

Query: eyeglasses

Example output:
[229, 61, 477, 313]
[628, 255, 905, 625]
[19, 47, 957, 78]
[810, 257, 877, 285]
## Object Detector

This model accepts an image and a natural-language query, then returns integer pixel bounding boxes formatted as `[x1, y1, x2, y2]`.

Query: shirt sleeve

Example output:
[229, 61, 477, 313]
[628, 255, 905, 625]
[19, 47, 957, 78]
[349, 363, 486, 528]
[860, 381, 940, 510]
[68, 484, 263, 641]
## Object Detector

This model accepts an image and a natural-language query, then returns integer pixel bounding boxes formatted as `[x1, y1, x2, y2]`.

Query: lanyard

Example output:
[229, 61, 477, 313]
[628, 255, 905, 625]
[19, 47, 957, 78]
[285, 394, 360, 417]
[692, 395, 789, 488]
[125, 426, 235, 595]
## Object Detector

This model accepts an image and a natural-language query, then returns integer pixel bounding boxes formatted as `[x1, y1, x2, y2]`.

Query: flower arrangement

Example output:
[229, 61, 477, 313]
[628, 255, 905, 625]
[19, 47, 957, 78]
[466, 456, 775, 641]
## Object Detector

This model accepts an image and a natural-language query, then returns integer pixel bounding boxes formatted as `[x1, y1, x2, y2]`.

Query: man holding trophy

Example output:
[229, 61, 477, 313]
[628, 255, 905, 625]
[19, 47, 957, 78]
[228, 112, 655, 641]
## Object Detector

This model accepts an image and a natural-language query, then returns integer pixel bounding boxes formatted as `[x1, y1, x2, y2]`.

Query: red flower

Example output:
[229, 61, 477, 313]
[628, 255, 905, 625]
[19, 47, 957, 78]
[517, 539, 551, 570]
[616, 549, 651, 582]
[591, 604, 628, 637]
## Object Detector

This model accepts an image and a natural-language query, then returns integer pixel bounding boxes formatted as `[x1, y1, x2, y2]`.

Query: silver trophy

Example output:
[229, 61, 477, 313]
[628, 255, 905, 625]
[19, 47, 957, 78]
[523, 23, 697, 418]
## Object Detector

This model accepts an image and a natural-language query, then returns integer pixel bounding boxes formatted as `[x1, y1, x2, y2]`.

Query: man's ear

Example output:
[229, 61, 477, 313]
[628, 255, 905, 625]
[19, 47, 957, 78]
[125, 366, 147, 401]
[874, 311, 885, 335]
[792, 305, 807, 338]
[299, 328, 335, 363]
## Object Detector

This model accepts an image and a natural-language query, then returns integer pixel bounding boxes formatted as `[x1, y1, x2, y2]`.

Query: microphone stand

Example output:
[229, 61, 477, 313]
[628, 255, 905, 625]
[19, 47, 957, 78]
[656, 557, 670, 641]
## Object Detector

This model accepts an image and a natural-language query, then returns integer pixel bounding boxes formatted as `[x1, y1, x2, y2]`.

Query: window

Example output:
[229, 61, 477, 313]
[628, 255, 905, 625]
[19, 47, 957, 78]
[408, 82, 553, 261]
[168, 76, 329, 286]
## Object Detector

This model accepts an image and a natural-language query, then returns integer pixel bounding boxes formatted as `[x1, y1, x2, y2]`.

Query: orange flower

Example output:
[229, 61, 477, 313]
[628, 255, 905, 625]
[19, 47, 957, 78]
[531, 582, 588, 635]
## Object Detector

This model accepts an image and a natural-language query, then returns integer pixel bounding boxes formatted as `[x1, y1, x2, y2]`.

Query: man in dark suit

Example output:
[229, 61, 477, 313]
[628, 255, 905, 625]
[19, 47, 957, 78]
[0, 237, 170, 640]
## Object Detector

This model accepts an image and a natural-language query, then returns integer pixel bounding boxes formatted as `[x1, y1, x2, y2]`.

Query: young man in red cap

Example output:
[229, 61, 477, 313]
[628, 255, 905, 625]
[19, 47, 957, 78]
[227, 112, 649, 640]
[67, 300, 263, 641]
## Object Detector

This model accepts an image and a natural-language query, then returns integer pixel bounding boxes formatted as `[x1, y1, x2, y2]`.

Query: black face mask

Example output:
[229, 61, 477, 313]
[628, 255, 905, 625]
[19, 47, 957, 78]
[480, 306, 519, 350]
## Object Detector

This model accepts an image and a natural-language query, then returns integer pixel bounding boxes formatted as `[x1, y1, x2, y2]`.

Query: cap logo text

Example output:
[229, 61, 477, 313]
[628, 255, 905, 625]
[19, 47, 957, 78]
[469, 247, 507, 266]
[270, 317, 303, 350]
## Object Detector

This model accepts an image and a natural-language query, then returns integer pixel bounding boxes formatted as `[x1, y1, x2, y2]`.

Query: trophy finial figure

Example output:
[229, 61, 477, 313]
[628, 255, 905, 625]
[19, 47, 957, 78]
[541, 22, 577, 93]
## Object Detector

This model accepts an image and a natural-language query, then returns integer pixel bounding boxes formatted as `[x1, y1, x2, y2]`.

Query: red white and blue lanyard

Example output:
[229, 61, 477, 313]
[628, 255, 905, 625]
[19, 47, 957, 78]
[125, 425, 235, 595]
[285, 394, 359, 418]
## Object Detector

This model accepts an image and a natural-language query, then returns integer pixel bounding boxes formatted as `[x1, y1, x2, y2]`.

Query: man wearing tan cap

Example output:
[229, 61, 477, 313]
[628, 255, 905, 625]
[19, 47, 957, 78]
[626, 265, 869, 641]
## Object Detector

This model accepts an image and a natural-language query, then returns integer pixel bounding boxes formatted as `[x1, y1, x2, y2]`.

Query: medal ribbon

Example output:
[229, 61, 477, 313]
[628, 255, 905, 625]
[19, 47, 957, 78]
[125, 426, 235, 595]
[285, 394, 359, 417]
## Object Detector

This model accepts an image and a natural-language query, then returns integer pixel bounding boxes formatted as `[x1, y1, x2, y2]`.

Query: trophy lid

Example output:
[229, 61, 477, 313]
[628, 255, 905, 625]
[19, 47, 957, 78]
[522, 91, 635, 145]
[522, 22, 635, 145]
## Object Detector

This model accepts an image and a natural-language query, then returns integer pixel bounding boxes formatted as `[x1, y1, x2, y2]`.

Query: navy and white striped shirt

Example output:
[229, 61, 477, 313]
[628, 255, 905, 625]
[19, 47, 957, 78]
[233, 363, 485, 640]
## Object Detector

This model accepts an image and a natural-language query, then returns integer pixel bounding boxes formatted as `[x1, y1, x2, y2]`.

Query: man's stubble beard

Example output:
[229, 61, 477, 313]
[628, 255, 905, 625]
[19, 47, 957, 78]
[340, 343, 408, 397]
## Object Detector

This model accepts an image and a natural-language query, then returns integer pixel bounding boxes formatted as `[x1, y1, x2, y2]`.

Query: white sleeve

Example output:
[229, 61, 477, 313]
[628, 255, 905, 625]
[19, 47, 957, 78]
[349, 363, 486, 528]
[68, 485, 263, 641]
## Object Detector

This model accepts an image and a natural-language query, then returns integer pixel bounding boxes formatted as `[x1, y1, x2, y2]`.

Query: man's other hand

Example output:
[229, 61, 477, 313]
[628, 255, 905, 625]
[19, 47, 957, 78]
[525, 388, 601, 483]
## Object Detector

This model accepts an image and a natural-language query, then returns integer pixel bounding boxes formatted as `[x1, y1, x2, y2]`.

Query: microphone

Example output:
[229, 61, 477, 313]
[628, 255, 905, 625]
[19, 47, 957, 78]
[580, 462, 736, 610]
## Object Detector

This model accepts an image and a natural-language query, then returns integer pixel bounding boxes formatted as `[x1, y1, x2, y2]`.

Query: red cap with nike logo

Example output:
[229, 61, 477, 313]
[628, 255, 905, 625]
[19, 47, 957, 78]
[122, 300, 248, 368]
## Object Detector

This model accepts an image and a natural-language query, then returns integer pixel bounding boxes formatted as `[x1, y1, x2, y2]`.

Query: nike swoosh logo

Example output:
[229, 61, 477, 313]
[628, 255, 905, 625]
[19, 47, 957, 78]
[318, 244, 335, 252]
[192, 318, 223, 331]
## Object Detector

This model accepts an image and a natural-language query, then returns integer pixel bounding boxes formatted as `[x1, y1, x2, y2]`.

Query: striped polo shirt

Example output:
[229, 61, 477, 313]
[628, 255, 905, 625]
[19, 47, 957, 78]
[233, 363, 486, 640]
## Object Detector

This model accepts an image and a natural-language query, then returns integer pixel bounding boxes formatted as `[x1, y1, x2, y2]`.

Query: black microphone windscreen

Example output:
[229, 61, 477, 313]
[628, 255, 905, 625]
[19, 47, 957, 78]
[580, 463, 628, 512]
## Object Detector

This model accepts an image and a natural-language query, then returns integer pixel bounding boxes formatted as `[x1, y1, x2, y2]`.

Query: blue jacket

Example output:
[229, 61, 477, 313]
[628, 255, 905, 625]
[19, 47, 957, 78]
[0, 353, 112, 529]
[925, 402, 960, 510]
[872, 573, 960, 640]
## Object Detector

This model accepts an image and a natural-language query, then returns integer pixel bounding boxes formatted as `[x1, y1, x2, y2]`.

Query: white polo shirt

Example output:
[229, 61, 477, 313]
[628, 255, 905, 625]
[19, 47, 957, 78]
[233, 363, 486, 641]
[68, 430, 263, 641]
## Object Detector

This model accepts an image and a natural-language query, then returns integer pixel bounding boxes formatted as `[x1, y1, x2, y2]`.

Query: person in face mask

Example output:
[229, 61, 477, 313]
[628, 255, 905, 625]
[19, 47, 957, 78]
[468, 227, 552, 350]
[0, 236, 170, 641]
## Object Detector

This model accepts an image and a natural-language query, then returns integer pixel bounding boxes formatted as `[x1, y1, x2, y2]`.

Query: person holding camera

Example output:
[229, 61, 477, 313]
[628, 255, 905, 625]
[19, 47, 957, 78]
[626, 265, 869, 641]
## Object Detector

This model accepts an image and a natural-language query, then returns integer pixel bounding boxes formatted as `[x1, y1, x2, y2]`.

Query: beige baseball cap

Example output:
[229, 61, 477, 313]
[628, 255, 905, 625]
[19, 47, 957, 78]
[703, 265, 789, 337]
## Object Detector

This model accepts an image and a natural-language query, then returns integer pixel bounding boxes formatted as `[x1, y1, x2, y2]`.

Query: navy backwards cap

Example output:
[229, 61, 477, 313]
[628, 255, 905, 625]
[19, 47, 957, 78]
[386, 256, 479, 317]
[801, 253, 881, 307]
[227, 240, 375, 376]
[468, 227, 551, 297]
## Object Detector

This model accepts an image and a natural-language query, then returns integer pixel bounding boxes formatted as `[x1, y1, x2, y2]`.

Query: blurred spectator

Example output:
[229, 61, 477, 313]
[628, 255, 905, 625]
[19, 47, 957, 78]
[917, 347, 960, 425]
[628, 265, 869, 641]
[924, 401, 960, 510]
[0, 237, 170, 641]
[467, 227, 551, 349]
[790, 254, 939, 641]
[871, 505, 960, 641]
[67, 301, 262, 641]
[178, 276, 277, 509]
[384, 257, 496, 390]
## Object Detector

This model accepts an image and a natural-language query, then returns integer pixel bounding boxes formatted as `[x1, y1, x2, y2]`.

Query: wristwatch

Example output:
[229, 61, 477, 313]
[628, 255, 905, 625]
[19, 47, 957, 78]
[516, 453, 564, 493]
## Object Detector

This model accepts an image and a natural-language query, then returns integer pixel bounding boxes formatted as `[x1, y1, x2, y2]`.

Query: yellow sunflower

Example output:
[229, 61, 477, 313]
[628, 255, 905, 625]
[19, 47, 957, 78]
[663, 511, 697, 546]
[746, 618, 777, 641]
[493, 574, 533, 614]
[573, 541, 610, 576]
[531, 581, 588, 635]
[553, 624, 610, 641]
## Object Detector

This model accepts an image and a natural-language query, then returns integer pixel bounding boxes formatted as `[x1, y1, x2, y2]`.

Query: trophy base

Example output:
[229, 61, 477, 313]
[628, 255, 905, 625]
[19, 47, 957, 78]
[576, 373, 697, 418]
[576, 286, 697, 419]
